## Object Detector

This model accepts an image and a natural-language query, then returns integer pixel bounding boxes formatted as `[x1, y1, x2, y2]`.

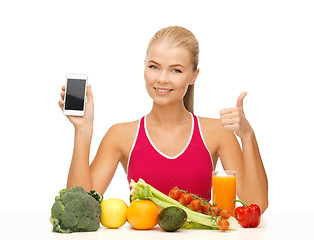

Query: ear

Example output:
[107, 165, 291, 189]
[189, 68, 200, 85]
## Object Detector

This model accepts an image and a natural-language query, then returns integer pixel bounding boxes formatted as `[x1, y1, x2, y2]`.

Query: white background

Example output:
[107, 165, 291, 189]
[0, 0, 313, 215]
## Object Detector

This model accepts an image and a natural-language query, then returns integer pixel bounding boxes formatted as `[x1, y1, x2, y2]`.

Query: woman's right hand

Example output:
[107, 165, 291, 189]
[59, 84, 94, 129]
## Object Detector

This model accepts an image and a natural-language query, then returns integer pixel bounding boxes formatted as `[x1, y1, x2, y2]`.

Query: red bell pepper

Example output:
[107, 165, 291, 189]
[233, 200, 261, 228]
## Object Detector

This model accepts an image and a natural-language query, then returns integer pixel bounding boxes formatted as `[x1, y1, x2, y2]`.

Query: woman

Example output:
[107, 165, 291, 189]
[59, 26, 268, 213]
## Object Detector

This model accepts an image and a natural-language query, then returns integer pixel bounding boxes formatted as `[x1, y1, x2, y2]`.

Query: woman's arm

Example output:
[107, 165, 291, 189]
[240, 130, 268, 212]
[90, 123, 129, 195]
[59, 84, 95, 190]
[66, 126, 93, 190]
[67, 122, 132, 195]
[219, 92, 268, 213]
[217, 126, 268, 213]
[59, 85, 126, 193]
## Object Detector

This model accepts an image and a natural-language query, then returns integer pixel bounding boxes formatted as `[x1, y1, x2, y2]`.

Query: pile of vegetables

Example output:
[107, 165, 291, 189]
[50, 186, 103, 233]
[50, 179, 261, 234]
[130, 178, 238, 231]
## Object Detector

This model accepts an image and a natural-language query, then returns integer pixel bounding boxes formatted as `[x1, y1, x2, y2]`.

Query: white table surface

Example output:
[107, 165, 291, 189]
[0, 212, 311, 239]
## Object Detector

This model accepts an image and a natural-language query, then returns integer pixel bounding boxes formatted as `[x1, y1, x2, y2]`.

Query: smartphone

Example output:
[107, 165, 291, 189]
[63, 73, 88, 116]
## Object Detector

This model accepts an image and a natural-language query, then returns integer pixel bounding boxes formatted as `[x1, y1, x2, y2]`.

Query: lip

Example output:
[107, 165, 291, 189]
[153, 87, 174, 95]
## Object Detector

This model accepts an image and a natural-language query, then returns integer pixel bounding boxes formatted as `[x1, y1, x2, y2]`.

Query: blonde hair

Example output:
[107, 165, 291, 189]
[146, 26, 199, 113]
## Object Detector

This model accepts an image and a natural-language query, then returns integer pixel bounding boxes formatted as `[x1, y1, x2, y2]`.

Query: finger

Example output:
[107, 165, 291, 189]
[60, 91, 65, 100]
[223, 123, 239, 132]
[236, 92, 247, 109]
[219, 107, 237, 116]
[58, 99, 65, 110]
[86, 84, 93, 103]
[62, 85, 65, 91]
[220, 111, 239, 119]
[221, 117, 239, 125]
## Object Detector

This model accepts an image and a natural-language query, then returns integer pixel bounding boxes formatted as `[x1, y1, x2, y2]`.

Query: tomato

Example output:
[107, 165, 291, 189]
[190, 199, 202, 211]
[212, 206, 221, 216]
[200, 203, 209, 214]
[218, 219, 229, 232]
[179, 193, 192, 205]
[169, 188, 181, 200]
[220, 208, 232, 219]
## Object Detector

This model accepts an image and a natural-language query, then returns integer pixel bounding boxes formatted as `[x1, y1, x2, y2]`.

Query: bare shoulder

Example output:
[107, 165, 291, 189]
[105, 120, 139, 146]
[197, 116, 242, 171]
[108, 120, 139, 136]
[198, 116, 237, 153]
[198, 116, 224, 134]
[93, 119, 140, 170]
[199, 116, 235, 137]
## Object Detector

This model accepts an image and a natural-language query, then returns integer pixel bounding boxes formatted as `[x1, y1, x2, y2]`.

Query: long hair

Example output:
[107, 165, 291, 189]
[146, 26, 199, 113]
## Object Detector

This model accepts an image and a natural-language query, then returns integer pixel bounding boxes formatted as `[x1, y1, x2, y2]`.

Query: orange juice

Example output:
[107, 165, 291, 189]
[212, 171, 236, 214]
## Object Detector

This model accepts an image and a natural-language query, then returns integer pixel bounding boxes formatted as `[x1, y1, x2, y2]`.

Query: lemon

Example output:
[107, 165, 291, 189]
[100, 198, 128, 228]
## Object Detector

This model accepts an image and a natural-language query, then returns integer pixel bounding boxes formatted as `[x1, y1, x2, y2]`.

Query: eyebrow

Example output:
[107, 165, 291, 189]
[170, 64, 185, 69]
[148, 60, 185, 69]
[147, 60, 160, 66]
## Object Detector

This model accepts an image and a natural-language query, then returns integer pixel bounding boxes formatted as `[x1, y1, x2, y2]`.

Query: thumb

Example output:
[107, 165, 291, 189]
[236, 92, 247, 110]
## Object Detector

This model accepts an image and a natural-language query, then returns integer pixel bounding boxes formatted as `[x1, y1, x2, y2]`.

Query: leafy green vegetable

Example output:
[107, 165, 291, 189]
[88, 190, 103, 203]
[50, 186, 102, 233]
[130, 178, 238, 230]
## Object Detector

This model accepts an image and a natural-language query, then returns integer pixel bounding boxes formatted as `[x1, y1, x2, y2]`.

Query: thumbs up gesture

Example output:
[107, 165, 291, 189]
[219, 92, 253, 139]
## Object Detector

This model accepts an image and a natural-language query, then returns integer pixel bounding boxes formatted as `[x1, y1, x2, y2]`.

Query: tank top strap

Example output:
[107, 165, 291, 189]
[190, 113, 211, 153]
[134, 116, 149, 149]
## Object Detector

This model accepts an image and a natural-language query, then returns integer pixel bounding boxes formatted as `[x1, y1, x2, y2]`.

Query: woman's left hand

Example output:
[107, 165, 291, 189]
[219, 92, 253, 139]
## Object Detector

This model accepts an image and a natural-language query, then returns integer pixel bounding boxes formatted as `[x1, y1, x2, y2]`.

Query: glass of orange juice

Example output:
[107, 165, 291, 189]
[212, 170, 236, 214]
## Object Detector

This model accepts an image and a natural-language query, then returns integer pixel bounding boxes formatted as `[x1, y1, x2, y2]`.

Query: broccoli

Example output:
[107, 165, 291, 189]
[50, 186, 102, 233]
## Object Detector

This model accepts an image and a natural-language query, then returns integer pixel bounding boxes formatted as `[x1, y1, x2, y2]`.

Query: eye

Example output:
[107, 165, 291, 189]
[172, 69, 182, 73]
[148, 65, 159, 70]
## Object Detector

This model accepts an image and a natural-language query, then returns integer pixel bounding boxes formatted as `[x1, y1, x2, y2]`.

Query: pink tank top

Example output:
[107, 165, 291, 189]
[127, 113, 213, 200]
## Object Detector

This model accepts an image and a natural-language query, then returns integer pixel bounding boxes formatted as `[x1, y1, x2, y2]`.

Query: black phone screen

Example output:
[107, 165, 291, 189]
[65, 79, 86, 110]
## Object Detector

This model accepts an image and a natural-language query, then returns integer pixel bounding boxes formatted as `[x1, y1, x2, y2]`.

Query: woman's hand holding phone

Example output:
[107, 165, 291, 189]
[59, 84, 94, 130]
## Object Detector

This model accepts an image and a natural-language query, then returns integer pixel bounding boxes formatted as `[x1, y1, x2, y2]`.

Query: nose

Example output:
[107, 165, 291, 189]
[157, 70, 170, 84]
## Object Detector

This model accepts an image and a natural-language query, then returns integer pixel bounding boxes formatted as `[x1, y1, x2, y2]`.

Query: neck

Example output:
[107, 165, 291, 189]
[148, 101, 191, 126]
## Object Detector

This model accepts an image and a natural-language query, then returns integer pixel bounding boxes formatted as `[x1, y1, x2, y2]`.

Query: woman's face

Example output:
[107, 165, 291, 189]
[144, 42, 199, 107]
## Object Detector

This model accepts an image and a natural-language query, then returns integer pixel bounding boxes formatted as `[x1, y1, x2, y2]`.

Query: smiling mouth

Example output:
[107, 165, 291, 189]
[154, 87, 174, 93]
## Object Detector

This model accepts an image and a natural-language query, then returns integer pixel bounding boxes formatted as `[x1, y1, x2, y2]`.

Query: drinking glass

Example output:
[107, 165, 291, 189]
[212, 170, 236, 213]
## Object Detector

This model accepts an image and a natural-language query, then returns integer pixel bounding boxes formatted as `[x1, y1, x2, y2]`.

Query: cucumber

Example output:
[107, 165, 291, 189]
[157, 206, 187, 232]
